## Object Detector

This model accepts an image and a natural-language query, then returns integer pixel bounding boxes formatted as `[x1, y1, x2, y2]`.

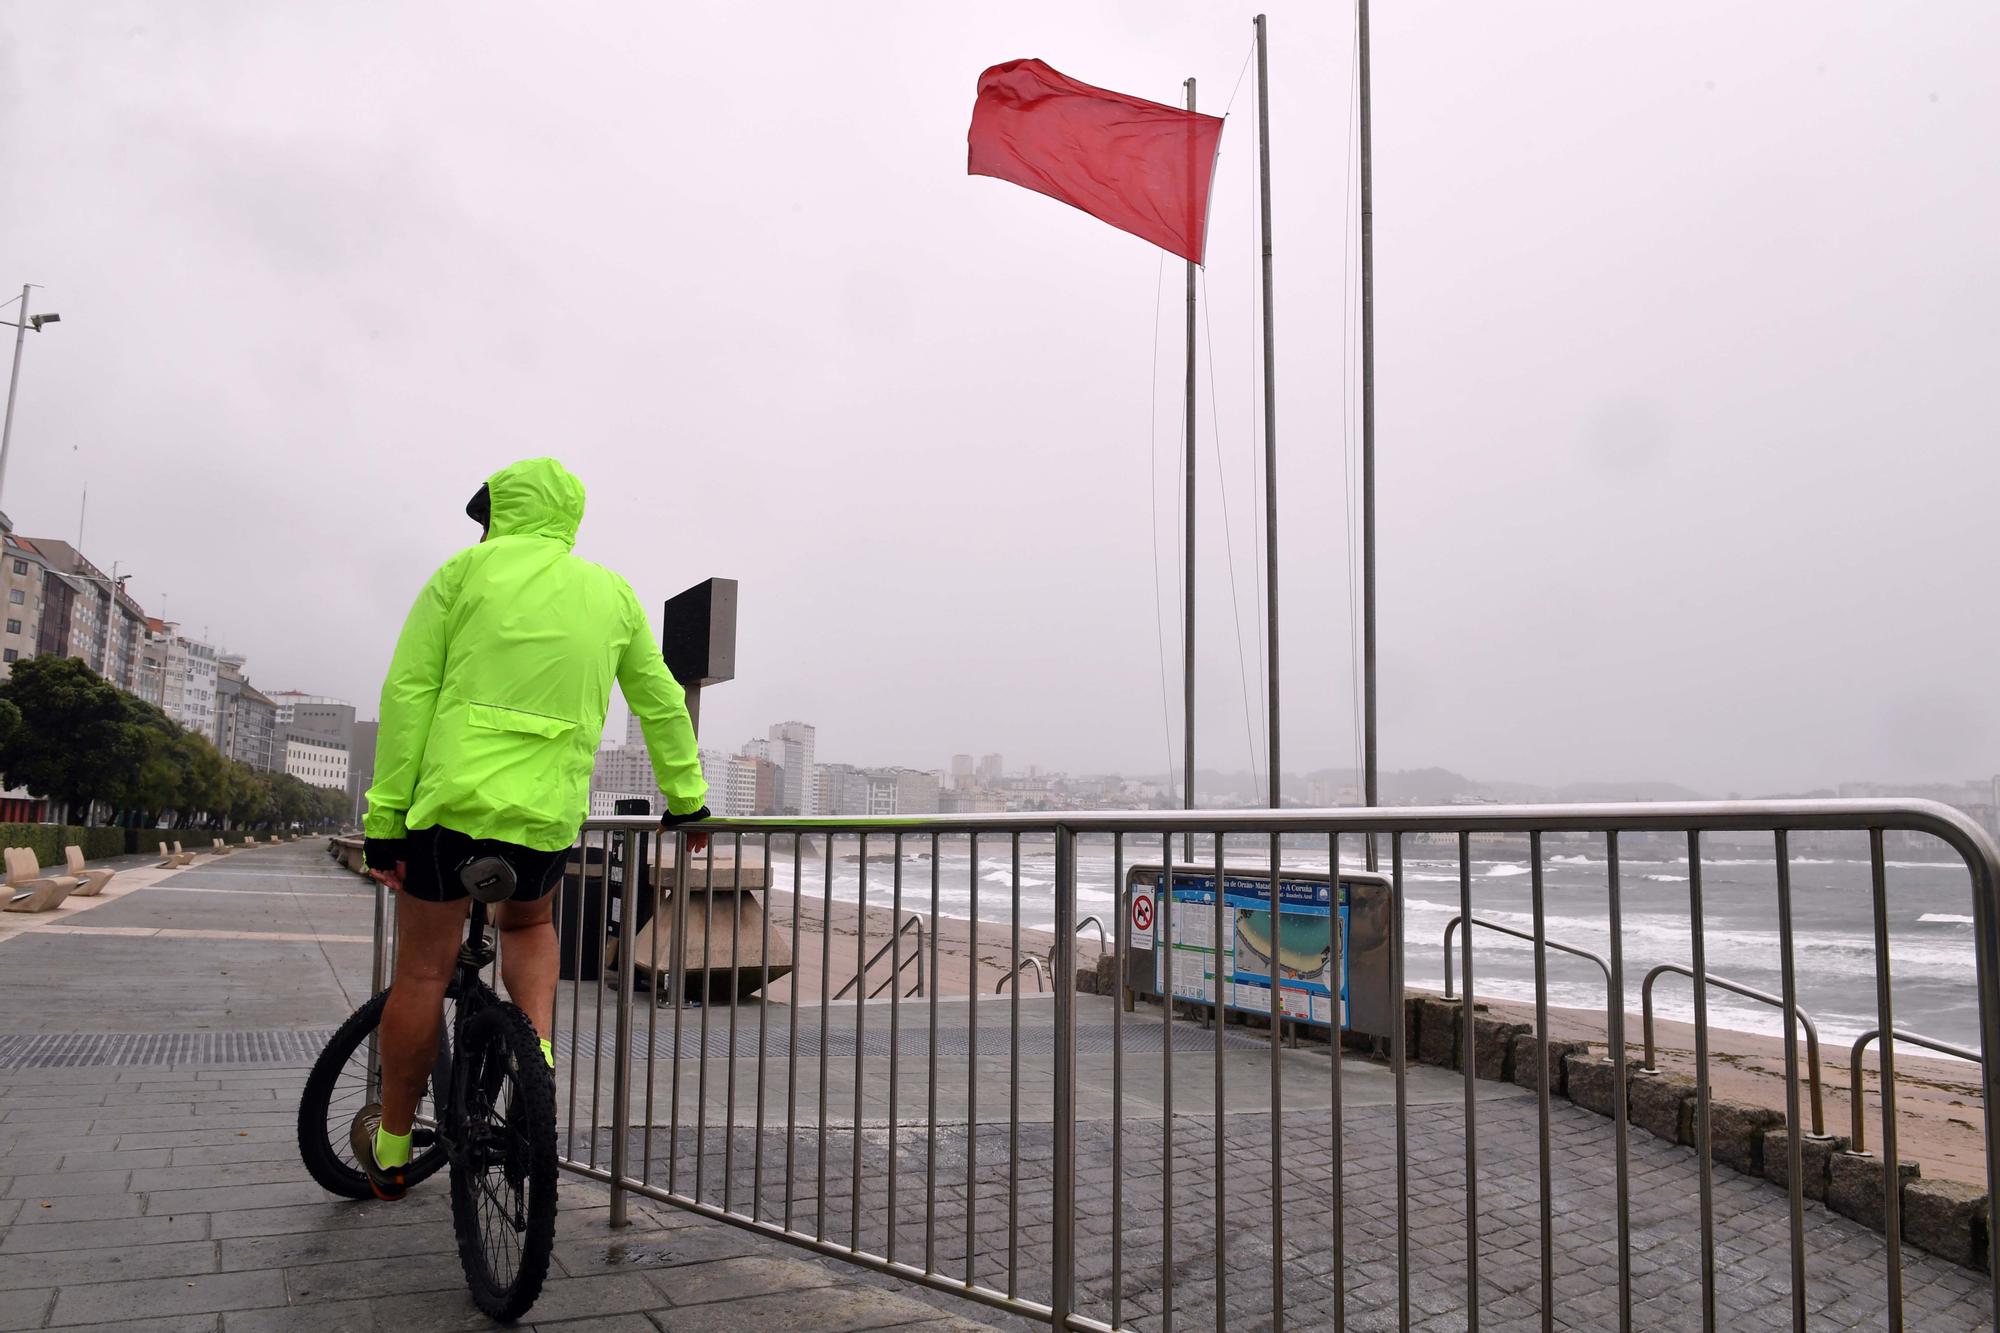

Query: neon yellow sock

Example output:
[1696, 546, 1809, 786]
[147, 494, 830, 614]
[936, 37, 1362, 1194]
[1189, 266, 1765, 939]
[539, 1037, 554, 1069]
[374, 1125, 412, 1169]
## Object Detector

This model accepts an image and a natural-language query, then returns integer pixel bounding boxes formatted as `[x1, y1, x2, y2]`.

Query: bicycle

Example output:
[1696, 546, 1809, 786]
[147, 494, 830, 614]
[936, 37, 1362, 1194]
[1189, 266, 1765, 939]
[297, 856, 559, 1322]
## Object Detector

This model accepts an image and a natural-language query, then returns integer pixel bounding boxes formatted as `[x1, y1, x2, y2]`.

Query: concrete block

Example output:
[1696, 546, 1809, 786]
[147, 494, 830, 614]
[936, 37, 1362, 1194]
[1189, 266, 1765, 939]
[1627, 1070, 1696, 1146]
[1471, 1016, 1529, 1082]
[1404, 993, 1424, 1059]
[1828, 1151, 1920, 1233]
[1706, 1099, 1786, 1176]
[1510, 1033, 1587, 1097]
[1900, 1178, 1988, 1269]
[1760, 1129, 1849, 1203]
[1418, 997, 1463, 1069]
[1564, 1054, 1618, 1117]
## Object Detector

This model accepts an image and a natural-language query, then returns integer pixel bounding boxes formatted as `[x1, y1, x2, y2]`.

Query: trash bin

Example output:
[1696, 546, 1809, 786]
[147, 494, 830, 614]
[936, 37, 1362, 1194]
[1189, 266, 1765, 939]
[556, 847, 609, 982]
[557, 824, 660, 984]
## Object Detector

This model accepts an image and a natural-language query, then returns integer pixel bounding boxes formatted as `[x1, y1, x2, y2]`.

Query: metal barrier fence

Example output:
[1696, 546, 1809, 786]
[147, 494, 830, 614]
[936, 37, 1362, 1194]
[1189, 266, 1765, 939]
[370, 801, 2000, 1332]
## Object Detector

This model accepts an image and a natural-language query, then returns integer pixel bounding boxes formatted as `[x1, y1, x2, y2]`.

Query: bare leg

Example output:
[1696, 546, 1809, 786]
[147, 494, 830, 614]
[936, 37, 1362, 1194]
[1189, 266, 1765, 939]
[379, 891, 469, 1136]
[496, 893, 558, 1039]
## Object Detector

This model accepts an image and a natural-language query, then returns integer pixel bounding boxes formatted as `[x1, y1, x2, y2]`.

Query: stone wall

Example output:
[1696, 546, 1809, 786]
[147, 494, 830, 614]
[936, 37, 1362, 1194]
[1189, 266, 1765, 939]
[1401, 991, 1991, 1273]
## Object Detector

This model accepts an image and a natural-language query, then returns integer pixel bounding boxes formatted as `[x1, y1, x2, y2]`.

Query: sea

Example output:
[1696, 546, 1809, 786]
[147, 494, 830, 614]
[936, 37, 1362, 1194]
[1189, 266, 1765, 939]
[765, 831, 1985, 1052]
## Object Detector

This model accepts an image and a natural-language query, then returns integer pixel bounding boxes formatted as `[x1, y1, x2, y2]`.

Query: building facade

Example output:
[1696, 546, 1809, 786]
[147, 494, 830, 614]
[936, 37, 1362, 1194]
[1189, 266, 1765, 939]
[214, 658, 278, 771]
[767, 721, 816, 816]
[277, 729, 349, 792]
[0, 532, 48, 674]
[152, 624, 220, 736]
[724, 755, 783, 817]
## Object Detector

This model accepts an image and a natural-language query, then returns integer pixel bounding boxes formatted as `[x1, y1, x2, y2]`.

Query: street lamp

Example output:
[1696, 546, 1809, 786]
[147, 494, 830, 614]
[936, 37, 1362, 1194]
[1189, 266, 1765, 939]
[0, 284, 62, 515]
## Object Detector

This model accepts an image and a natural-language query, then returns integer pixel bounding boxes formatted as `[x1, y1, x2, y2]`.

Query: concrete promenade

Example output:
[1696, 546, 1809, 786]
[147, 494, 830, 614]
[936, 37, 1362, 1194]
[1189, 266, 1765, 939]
[0, 842, 1003, 1332]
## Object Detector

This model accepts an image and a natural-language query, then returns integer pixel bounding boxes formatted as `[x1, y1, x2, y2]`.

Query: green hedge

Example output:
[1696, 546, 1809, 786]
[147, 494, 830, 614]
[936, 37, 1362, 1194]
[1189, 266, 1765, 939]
[0, 823, 126, 869]
[0, 823, 316, 864]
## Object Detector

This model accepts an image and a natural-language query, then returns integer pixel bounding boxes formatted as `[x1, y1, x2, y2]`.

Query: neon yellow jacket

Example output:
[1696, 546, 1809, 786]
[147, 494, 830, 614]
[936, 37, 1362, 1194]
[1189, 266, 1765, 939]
[362, 457, 707, 851]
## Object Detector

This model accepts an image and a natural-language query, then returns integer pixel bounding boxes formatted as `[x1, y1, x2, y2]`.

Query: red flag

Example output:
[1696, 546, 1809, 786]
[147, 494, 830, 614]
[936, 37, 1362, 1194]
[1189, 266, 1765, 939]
[968, 59, 1224, 265]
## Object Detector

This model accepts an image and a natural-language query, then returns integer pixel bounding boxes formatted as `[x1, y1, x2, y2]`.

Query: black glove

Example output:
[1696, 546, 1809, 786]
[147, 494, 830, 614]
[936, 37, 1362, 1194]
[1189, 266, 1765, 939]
[363, 836, 407, 873]
[658, 806, 711, 831]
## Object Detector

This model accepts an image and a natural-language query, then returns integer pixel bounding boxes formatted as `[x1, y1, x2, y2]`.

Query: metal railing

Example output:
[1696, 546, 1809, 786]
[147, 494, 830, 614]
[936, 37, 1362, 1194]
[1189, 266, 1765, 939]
[1642, 963, 1827, 1137]
[996, 954, 1050, 994]
[1849, 1028, 1984, 1153]
[1441, 913, 1614, 1032]
[372, 800, 2000, 1333]
[832, 913, 926, 1001]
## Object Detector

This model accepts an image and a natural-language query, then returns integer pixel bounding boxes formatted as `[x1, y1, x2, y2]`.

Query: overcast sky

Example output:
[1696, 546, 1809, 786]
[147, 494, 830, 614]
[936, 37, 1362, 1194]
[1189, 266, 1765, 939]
[1, 3, 1993, 795]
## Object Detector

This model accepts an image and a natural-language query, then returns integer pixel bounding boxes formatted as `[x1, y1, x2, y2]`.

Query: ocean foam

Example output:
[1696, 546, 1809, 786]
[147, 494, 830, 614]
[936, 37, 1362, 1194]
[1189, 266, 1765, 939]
[1920, 913, 1976, 925]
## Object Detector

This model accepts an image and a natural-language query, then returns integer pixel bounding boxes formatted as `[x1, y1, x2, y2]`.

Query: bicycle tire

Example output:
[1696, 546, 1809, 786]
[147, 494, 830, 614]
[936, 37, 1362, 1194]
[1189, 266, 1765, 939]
[297, 988, 450, 1199]
[448, 999, 558, 1322]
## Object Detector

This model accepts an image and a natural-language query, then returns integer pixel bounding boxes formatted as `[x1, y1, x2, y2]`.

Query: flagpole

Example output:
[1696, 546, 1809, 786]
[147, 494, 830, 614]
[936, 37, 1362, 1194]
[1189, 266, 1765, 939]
[1358, 0, 1379, 867]
[1182, 74, 1198, 863]
[1254, 15, 1279, 817]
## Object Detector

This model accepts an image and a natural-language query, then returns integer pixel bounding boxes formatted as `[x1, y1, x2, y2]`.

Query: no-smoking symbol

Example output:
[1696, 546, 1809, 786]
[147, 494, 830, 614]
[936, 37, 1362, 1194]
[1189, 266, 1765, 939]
[1132, 892, 1155, 932]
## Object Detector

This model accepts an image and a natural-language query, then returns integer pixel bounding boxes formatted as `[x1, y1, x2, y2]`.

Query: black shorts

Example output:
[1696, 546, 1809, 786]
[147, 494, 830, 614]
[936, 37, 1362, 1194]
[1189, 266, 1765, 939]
[399, 825, 566, 904]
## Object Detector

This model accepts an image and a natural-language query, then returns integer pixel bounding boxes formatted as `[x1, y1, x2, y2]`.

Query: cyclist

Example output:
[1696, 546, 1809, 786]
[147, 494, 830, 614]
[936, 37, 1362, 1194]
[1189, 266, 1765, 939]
[357, 456, 709, 1200]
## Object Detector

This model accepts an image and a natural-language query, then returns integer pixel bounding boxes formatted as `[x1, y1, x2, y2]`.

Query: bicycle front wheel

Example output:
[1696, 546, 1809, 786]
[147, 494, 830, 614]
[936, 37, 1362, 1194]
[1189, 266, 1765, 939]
[448, 999, 558, 1323]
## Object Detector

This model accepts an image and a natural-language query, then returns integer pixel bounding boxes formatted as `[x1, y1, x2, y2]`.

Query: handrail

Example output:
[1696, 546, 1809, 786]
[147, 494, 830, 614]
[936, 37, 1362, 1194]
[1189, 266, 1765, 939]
[1441, 914, 1616, 1035]
[997, 955, 1050, 994]
[832, 914, 926, 1002]
[1642, 963, 1826, 1137]
[1848, 1028, 1982, 1153]
[1072, 915, 1108, 956]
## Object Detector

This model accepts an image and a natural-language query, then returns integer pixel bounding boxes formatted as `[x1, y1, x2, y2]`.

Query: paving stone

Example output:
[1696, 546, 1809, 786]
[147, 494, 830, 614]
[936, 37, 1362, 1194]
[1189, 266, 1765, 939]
[0, 1236, 220, 1290]
[533, 1315, 659, 1333]
[208, 1197, 452, 1239]
[5, 1168, 132, 1198]
[643, 1254, 844, 1306]
[634, 1280, 956, 1332]
[218, 1221, 446, 1271]
[131, 1160, 307, 1193]
[502, 1273, 664, 1323]
[55, 1147, 174, 1173]
[220, 1299, 376, 1332]
[0, 1209, 210, 1255]
[50, 1269, 288, 1325]
[144, 1179, 343, 1213]
[0, 1286, 53, 1330]
[45, 1315, 220, 1333]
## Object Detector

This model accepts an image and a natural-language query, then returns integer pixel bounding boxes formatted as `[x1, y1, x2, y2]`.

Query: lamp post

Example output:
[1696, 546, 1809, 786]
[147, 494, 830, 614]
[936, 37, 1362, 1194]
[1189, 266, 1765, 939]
[0, 284, 62, 515]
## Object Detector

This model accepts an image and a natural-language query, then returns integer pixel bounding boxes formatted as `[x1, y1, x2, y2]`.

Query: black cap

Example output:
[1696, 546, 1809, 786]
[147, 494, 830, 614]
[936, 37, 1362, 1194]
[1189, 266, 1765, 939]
[466, 483, 491, 529]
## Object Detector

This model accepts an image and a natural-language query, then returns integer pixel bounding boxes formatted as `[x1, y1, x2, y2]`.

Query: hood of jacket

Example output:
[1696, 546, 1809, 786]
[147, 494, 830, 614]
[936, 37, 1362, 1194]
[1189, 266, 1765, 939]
[484, 457, 585, 547]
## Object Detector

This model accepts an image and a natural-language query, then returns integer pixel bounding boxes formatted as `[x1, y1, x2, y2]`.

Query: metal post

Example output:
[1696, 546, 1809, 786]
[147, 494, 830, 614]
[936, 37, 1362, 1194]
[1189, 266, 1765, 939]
[609, 841, 640, 1227]
[366, 880, 388, 1103]
[0, 285, 34, 512]
[1182, 76, 1199, 862]
[1255, 14, 1280, 818]
[1049, 824, 1078, 1329]
[1357, 0, 1379, 869]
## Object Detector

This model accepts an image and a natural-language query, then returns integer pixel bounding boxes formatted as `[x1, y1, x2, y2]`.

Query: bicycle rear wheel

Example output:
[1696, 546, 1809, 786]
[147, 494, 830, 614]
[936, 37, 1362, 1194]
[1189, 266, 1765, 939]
[297, 988, 450, 1199]
[448, 999, 558, 1322]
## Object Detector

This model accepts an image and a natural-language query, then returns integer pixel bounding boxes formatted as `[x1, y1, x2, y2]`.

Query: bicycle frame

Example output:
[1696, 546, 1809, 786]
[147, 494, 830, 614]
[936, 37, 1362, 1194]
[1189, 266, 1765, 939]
[428, 898, 501, 1138]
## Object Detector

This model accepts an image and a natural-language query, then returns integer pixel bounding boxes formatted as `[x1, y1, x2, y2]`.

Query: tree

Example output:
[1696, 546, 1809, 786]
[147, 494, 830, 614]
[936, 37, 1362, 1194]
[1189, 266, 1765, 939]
[0, 656, 145, 822]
